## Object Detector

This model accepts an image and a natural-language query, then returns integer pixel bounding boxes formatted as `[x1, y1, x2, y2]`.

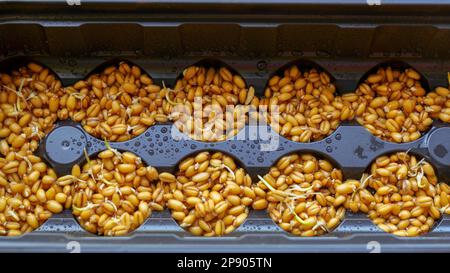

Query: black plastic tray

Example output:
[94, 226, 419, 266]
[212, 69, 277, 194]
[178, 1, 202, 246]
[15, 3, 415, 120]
[0, 0, 450, 253]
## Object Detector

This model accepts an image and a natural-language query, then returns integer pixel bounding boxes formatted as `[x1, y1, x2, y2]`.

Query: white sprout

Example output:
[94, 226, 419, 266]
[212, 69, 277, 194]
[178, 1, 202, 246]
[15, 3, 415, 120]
[440, 204, 449, 214]
[312, 219, 328, 233]
[416, 168, 426, 188]
[104, 199, 118, 213]
[222, 164, 236, 180]
[56, 175, 86, 186]
[26, 91, 37, 101]
[104, 140, 122, 161]
[127, 125, 138, 133]
[6, 209, 20, 221]
[15, 153, 33, 172]
[106, 91, 122, 100]
[69, 92, 86, 100]
[125, 107, 133, 119]
[83, 148, 97, 182]
[258, 174, 326, 230]
[163, 81, 182, 106]
[30, 122, 42, 140]
[101, 178, 118, 186]
[73, 202, 100, 213]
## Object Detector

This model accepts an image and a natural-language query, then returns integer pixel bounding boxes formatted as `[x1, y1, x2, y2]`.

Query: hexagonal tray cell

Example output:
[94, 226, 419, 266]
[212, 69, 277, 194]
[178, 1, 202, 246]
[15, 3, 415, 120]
[69, 148, 162, 236]
[253, 151, 347, 237]
[167, 58, 256, 142]
[0, 57, 69, 237]
[0, 56, 65, 154]
[165, 150, 253, 236]
[62, 59, 167, 142]
[260, 59, 346, 143]
[360, 150, 444, 237]
[349, 60, 434, 143]
[0, 152, 67, 237]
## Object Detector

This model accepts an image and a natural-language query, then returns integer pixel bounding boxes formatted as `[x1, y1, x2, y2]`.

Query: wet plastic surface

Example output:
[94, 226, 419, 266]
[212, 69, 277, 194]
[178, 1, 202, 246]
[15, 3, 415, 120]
[0, 1, 450, 252]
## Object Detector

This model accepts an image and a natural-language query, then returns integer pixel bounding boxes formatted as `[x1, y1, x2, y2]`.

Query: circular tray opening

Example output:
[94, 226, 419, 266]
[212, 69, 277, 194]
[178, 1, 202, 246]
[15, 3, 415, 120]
[167, 150, 253, 236]
[64, 59, 167, 142]
[70, 148, 162, 236]
[254, 151, 346, 237]
[361, 150, 443, 237]
[260, 59, 345, 143]
[166, 58, 255, 142]
[351, 60, 434, 143]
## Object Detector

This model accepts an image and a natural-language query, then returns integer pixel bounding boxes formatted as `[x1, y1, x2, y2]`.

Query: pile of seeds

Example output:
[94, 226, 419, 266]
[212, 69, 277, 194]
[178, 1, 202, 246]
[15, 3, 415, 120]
[253, 153, 347, 236]
[61, 62, 167, 142]
[344, 152, 443, 236]
[424, 73, 450, 123]
[0, 151, 67, 236]
[164, 65, 258, 142]
[260, 66, 349, 142]
[164, 151, 254, 236]
[436, 182, 450, 215]
[0, 62, 64, 154]
[343, 67, 434, 143]
[68, 147, 162, 236]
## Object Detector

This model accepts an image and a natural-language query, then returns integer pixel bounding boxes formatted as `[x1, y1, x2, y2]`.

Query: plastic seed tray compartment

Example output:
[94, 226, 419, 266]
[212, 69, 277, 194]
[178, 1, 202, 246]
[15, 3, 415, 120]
[0, 0, 450, 253]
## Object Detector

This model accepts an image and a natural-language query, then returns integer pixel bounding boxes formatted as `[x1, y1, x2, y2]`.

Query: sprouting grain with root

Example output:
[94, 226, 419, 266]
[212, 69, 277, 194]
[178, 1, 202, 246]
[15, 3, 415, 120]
[163, 66, 258, 142]
[347, 152, 443, 236]
[61, 62, 167, 141]
[0, 151, 68, 236]
[253, 153, 347, 236]
[165, 151, 255, 236]
[260, 66, 348, 143]
[70, 146, 163, 236]
[343, 67, 434, 143]
[0, 62, 64, 154]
